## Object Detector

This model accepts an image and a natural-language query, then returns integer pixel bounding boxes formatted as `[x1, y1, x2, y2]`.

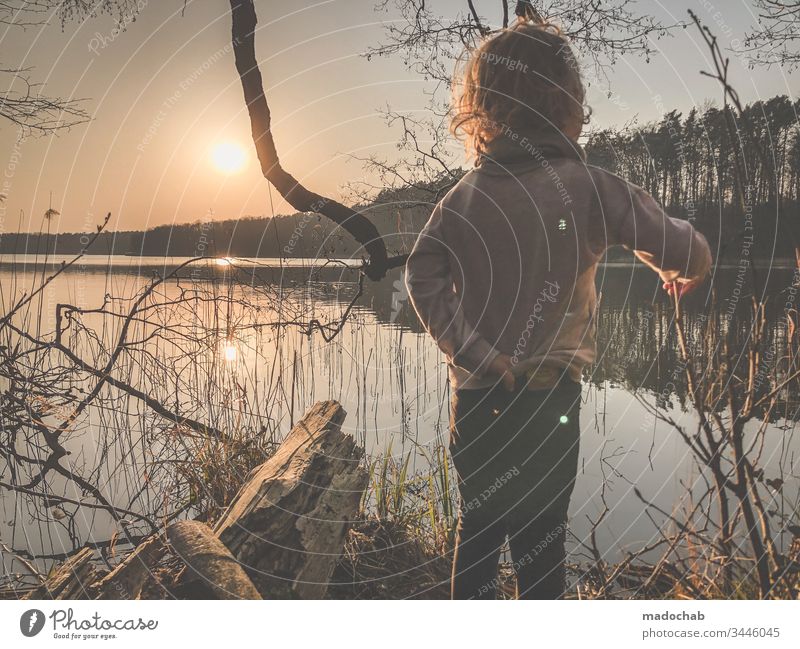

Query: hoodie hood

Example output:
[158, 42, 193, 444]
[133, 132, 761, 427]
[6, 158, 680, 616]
[477, 126, 586, 172]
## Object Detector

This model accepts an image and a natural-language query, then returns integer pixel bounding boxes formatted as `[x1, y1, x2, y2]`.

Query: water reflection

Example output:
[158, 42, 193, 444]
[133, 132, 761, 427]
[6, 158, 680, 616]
[221, 339, 238, 363]
[0, 257, 797, 567]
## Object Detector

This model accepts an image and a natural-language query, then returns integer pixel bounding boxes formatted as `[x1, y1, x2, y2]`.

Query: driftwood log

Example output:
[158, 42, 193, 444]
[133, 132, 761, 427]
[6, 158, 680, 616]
[91, 534, 166, 600]
[22, 539, 166, 601]
[24, 547, 102, 600]
[167, 520, 261, 600]
[214, 400, 367, 598]
[21, 401, 366, 600]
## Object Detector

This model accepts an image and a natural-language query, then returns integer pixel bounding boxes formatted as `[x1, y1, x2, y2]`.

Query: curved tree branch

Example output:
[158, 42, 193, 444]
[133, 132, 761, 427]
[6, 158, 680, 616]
[229, 0, 407, 280]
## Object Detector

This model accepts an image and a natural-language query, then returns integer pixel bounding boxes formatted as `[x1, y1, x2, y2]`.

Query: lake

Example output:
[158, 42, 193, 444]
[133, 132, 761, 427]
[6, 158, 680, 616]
[1, 254, 798, 576]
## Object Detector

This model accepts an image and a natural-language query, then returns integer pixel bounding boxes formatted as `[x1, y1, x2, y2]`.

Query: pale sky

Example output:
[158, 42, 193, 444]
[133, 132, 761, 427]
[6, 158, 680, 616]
[0, 0, 797, 234]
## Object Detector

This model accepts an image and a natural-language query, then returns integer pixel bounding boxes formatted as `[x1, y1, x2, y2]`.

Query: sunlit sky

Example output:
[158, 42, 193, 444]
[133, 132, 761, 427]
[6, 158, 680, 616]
[0, 0, 797, 233]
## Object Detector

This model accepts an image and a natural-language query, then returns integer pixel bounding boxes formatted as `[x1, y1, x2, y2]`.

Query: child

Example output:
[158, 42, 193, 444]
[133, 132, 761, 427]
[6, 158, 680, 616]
[404, 21, 712, 600]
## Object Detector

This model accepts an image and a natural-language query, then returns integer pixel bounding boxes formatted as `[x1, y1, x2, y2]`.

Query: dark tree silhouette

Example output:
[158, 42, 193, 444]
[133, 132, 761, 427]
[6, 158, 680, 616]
[745, 0, 800, 68]
[356, 0, 673, 197]
[228, 0, 405, 280]
[0, 1, 140, 134]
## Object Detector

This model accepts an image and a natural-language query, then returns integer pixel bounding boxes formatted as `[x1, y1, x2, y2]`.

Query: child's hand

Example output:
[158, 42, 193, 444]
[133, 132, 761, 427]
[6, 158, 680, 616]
[663, 278, 701, 300]
[488, 353, 516, 392]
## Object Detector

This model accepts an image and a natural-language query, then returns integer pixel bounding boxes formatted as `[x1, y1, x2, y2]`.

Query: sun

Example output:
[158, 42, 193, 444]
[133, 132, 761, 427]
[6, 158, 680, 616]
[211, 141, 247, 174]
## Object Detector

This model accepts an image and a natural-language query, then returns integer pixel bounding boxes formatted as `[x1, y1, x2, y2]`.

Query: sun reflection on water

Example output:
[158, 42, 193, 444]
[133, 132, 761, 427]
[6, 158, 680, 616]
[221, 339, 238, 362]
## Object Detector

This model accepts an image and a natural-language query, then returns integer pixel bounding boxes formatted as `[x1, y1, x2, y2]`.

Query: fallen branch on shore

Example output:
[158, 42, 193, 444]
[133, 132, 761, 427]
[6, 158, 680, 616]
[19, 401, 366, 600]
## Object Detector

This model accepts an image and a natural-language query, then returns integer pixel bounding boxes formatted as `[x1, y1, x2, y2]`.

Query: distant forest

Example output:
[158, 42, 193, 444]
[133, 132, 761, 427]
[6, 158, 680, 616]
[585, 94, 799, 262]
[3, 95, 797, 263]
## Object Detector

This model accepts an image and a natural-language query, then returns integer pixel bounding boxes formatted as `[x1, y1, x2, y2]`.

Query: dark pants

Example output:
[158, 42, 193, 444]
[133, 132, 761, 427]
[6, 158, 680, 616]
[449, 375, 581, 599]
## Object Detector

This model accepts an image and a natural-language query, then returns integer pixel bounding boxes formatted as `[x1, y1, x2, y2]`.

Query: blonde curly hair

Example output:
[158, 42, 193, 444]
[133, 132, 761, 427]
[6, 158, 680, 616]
[451, 20, 589, 158]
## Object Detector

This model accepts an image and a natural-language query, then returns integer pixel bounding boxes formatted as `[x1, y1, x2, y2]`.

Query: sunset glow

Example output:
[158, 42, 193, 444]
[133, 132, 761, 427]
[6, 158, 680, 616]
[211, 141, 246, 174]
[221, 339, 238, 363]
[2, 0, 799, 620]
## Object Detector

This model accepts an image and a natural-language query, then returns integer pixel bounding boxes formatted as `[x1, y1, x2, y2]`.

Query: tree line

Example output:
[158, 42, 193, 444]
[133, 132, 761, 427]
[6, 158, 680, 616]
[3, 94, 797, 263]
[584, 94, 798, 261]
[586, 95, 799, 210]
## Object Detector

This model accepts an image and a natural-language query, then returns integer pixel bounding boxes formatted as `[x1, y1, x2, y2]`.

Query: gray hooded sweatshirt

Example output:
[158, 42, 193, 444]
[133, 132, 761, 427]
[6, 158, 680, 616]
[404, 128, 713, 390]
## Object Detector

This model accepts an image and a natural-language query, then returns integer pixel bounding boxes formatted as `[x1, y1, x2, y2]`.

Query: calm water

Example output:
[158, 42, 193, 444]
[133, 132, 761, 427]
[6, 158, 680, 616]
[1, 254, 798, 570]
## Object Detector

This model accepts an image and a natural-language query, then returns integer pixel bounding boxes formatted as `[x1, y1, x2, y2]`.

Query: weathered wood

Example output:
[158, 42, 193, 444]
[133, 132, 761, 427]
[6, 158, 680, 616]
[21, 401, 366, 600]
[91, 534, 166, 600]
[167, 520, 261, 600]
[214, 400, 367, 599]
[24, 547, 103, 600]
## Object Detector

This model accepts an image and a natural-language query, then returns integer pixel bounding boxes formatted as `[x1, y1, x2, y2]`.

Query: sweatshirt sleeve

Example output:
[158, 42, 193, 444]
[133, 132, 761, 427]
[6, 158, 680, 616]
[593, 169, 712, 283]
[405, 203, 500, 377]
